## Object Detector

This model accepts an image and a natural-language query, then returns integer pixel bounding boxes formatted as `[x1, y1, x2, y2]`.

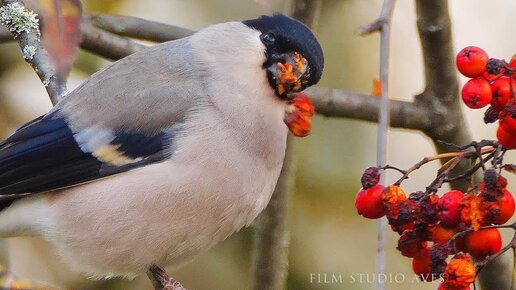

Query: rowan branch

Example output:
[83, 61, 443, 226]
[307, 87, 429, 130]
[414, 1, 507, 288]
[87, 13, 194, 43]
[80, 20, 145, 60]
[0, 0, 64, 105]
[252, 139, 294, 290]
[414, 0, 473, 190]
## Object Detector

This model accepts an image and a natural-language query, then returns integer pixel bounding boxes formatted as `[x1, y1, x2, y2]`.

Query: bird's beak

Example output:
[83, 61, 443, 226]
[267, 52, 309, 99]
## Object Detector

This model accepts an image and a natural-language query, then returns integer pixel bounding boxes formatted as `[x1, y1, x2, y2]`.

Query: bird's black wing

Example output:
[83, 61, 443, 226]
[0, 111, 173, 208]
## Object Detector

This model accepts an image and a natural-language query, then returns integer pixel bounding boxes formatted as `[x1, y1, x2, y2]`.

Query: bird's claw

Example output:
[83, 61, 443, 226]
[147, 264, 187, 290]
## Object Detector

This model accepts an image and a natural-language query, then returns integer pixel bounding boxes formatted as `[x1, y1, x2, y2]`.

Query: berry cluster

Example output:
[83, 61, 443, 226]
[355, 142, 514, 290]
[456, 46, 516, 148]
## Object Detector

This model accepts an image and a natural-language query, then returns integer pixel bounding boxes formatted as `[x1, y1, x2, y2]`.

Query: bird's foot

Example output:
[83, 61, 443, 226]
[147, 264, 187, 290]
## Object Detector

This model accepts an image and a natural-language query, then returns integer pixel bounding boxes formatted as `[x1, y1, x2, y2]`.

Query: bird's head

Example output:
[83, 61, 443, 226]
[243, 14, 324, 100]
[243, 14, 323, 137]
[191, 14, 324, 137]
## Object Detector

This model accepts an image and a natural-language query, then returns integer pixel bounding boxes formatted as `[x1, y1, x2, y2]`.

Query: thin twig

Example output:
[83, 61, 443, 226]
[358, 1, 397, 290]
[392, 152, 463, 185]
[0, 0, 64, 105]
[306, 87, 429, 130]
[87, 13, 194, 42]
[80, 21, 146, 61]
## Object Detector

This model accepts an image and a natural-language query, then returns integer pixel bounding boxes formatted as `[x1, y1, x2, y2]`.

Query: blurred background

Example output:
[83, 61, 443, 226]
[0, 0, 515, 289]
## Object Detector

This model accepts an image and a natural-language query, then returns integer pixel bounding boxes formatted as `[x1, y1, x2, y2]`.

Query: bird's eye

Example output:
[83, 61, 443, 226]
[261, 33, 276, 45]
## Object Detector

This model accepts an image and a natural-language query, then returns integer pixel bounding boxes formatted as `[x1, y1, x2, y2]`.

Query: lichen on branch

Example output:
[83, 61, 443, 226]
[0, 2, 38, 37]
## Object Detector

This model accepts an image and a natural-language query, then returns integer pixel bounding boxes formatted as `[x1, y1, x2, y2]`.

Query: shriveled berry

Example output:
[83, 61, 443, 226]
[461, 78, 492, 109]
[484, 106, 500, 124]
[486, 58, 504, 75]
[465, 228, 502, 260]
[360, 167, 380, 189]
[437, 190, 464, 227]
[482, 168, 499, 192]
[430, 244, 450, 277]
[460, 193, 488, 230]
[355, 184, 386, 219]
[443, 253, 476, 289]
[397, 229, 427, 258]
[456, 46, 489, 78]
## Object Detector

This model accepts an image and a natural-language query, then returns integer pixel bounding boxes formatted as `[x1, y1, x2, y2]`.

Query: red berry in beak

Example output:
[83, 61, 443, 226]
[284, 93, 315, 137]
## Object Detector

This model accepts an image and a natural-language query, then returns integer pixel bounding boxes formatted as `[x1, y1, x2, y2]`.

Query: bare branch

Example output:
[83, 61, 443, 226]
[87, 14, 194, 43]
[414, 1, 506, 288]
[415, 0, 472, 188]
[252, 139, 294, 290]
[80, 21, 145, 60]
[0, 0, 64, 105]
[307, 87, 429, 130]
[356, 0, 395, 35]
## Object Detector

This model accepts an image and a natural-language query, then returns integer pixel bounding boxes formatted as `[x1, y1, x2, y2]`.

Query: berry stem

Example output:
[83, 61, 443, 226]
[389, 145, 496, 187]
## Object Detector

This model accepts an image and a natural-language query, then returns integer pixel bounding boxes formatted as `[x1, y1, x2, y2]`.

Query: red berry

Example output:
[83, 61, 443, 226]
[465, 228, 502, 260]
[461, 78, 492, 109]
[497, 125, 516, 149]
[412, 248, 436, 281]
[355, 184, 386, 219]
[456, 46, 489, 78]
[437, 190, 464, 227]
[494, 189, 515, 225]
[490, 76, 514, 110]
[499, 103, 516, 134]
[431, 224, 458, 245]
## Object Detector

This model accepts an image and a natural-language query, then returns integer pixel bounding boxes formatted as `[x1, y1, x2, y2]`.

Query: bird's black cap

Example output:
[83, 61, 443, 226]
[243, 14, 324, 88]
